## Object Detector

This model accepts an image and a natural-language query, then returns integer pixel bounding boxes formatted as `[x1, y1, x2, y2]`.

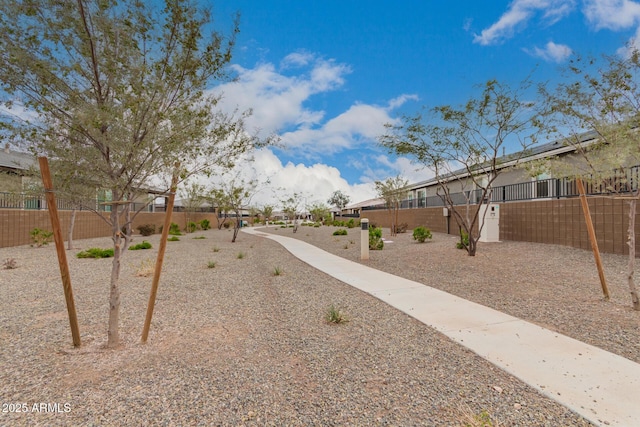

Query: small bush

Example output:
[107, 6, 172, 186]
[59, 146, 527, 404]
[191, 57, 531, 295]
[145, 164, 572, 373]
[168, 222, 182, 236]
[346, 218, 355, 228]
[186, 221, 198, 233]
[137, 224, 155, 236]
[237, 251, 245, 259]
[369, 227, 384, 250]
[192, 236, 206, 240]
[207, 261, 216, 269]
[395, 222, 408, 233]
[412, 226, 432, 243]
[325, 305, 348, 324]
[456, 230, 470, 250]
[77, 248, 114, 258]
[223, 222, 231, 229]
[167, 236, 180, 242]
[212, 246, 220, 252]
[129, 240, 152, 250]
[313, 222, 321, 227]
[273, 266, 283, 276]
[199, 219, 211, 230]
[333, 229, 348, 236]
[30, 228, 53, 247]
[3, 258, 17, 270]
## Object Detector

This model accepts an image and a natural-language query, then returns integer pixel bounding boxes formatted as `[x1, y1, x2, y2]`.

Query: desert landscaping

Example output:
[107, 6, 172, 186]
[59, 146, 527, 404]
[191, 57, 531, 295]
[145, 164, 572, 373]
[2, 224, 638, 425]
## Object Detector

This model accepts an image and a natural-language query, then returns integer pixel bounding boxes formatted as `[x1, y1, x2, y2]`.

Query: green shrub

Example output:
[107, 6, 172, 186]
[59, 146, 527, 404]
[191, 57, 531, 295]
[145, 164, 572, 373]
[168, 222, 182, 236]
[346, 218, 355, 228]
[129, 240, 152, 250]
[207, 261, 216, 269]
[30, 228, 53, 247]
[456, 230, 470, 250]
[237, 251, 245, 259]
[223, 221, 231, 229]
[273, 266, 283, 276]
[186, 221, 197, 233]
[137, 224, 155, 236]
[333, 228, 348, 236]
[77, 248, 114, 258]
[369, 227, 384, 250]
[167, 236, 180, 242]
[192, 236, 206, 240]
[412, 226, 432, 243]
[325, 304, 348, 324]
[199, 219, 211, 230]
[313, 222, 321, 227]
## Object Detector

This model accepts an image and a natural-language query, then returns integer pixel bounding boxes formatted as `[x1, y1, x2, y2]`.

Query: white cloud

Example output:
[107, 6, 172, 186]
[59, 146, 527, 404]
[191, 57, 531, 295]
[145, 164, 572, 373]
[474, 0, 576, 45]
[526, 41, 573, 61]
[583, 0, 640, 30]
[211, 149, 377, 207]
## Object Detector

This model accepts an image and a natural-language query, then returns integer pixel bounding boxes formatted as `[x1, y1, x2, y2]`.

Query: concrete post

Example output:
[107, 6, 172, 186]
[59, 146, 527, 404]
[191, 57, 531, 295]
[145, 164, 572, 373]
[361, 218, 369, 260]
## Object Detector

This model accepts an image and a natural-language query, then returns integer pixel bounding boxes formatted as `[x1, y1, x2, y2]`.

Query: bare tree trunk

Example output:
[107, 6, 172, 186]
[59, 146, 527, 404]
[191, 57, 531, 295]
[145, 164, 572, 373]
[67, 208, 77, 250]
[232, 216, 240, 242]
[107, 203, 122, 348]
[627, 197, 640, 311]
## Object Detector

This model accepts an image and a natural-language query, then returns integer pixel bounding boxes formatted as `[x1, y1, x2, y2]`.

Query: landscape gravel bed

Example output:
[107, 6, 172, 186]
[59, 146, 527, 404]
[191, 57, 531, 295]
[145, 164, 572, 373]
[0, 227, 608, 425]
[267, 224, 640, 365]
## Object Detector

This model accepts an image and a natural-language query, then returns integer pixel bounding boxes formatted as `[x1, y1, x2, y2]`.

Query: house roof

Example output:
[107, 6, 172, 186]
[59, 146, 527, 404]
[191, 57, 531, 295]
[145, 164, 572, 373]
[344, 198, 384, 210]
[0, 145, 36, 171]
[406, 130, 599, 191]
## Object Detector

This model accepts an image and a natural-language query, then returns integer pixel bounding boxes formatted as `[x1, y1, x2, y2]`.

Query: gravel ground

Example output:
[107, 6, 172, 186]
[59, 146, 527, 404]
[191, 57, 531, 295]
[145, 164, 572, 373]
[0, 225, 626, 426]
[268, 224, 640, 366]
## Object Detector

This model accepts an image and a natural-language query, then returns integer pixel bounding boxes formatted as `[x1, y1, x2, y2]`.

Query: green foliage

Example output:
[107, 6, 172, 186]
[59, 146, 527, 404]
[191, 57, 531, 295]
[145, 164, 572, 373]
[325, 305, 348, 324]
[456, 230, 470, 250]
[412, 226, 433, 243]
[77, 248, 114, 259]
[313, 222, 321, 227]
[199, 219, 211, 230]
[30, 228, 53, 247]
[193, 236, 206, 240]
[3, 258, 17, 270]
[327, 190, 351, 211]
[333, 228, 348, 236]
[212, 246, 220, 252]
[186, 221, 198, 233]
[237, 251, 245, 259]
[129, 240, 152, 250]
[369, 227, 384, 250]
[169, 223, 182, 236]
[346, 218, 355, 228]
[136, 224, 156, 236]
[167, 236, 180, 242]
[207, 261, 216, 269]
[273, 266, 283, 276]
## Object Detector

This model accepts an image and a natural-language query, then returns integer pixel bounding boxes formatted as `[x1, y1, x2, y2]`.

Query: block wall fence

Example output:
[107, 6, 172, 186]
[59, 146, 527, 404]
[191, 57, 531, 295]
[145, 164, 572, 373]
[2, 196, 639, 255]
[0, 210, 219, 248]
[340, 196, 640, 257]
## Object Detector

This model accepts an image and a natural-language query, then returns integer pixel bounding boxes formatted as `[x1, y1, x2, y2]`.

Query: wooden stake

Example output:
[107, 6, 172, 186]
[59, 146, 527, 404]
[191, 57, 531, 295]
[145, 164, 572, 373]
[141, 164, 180, 343]
[38, 157, 81, 347]
[577, 179, 610, 300]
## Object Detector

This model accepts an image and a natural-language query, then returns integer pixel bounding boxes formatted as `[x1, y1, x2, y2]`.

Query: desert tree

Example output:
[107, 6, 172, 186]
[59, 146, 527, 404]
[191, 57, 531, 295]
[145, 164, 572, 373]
[179, 181, 208, 233]
[259, 204, 274, 225]
[307, 202, 331, 223]
[537, 51, 640, 310]
[211, 176, 258, 242]
[0, 0, 264, 347]
[327, 190, 351, 214]
[380, 79, 543, 255]
[281, 193, 303, 233]
[374, 176, 409, 237]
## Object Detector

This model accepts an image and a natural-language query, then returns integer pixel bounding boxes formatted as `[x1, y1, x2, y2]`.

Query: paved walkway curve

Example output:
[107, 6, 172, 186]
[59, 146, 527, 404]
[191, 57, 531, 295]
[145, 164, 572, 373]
[242, 227, 640, 426]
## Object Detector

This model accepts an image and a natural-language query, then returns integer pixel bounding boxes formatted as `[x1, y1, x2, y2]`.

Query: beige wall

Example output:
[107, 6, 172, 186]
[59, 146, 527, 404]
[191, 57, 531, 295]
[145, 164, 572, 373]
[357, 196, 638, 256]
[0, 209, 218, 248]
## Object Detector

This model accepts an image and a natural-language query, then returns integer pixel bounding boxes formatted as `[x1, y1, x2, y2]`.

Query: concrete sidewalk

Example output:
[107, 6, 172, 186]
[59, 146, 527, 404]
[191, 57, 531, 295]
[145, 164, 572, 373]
[243, 227, 640, 427]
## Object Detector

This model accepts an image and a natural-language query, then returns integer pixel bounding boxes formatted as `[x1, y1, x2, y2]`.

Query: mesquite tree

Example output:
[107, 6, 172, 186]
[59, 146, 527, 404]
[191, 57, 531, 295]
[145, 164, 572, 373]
[539, 52, 640, 310]
[380, 79, 543, 256]
[0, 0, 261, 347]
[375, 176, 409, 237]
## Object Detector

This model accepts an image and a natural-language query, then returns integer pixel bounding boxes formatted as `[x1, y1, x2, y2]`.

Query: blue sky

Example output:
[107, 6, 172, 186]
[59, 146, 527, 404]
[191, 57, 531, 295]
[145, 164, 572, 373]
[210, 0, 640, 206]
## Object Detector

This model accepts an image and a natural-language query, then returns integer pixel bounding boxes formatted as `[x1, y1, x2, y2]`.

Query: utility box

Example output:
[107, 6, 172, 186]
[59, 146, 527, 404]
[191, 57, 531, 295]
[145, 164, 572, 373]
[479, 204, 500, 243]
[443, 207, 450, 217]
